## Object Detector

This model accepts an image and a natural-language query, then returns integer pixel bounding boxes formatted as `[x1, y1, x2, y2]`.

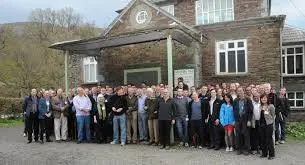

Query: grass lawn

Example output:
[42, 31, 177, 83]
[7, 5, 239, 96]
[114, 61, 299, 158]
[286, 122, 305, 141]
[0, 119, 23, 128]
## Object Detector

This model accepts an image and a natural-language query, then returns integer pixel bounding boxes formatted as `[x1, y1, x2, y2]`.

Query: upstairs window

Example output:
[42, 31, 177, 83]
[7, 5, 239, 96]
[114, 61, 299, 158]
[282, 45, 304, 75]
[83, 57, 97, 83]
[196, 0, 234, 25]
[161, 4, 175, 16]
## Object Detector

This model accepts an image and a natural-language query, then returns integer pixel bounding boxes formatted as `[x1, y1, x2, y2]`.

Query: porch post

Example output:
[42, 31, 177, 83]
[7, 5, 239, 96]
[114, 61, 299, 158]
[167, 35, 174, 145]
[64, 50, 69, 93]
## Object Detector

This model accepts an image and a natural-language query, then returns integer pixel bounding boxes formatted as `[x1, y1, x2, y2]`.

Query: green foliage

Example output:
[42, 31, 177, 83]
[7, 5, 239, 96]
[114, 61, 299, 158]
[0, 119, 23, 128]
[0, 97, 23, 115]
[287, 122, 305, 140]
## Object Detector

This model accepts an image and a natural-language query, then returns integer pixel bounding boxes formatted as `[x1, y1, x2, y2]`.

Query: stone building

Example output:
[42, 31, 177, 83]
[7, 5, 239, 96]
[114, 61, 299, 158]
[50, 0, 304, 113]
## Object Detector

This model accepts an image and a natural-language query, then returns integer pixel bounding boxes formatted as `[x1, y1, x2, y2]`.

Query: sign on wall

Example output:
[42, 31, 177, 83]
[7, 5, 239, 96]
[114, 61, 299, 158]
[174, 69, 194, 88]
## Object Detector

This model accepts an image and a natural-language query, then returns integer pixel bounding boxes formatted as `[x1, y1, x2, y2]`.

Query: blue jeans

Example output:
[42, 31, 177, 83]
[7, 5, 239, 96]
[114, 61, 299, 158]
[113, 114, 127, 143]
[138, 112, 147, 141]
[76, 116, 91, 142]
[175, 116, 188, 143]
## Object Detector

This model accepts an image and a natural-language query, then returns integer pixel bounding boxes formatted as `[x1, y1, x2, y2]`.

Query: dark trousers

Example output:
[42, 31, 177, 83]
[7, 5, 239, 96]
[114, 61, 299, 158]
[250, 120, 261, 151]
[190, 120, 205, 146]
[235, 120, 251, 152]
[23, 116, 27, 134]
[275, 116, 286, 141]
[45, 116, 53, 140]
[260, 124, 275, 157]
[208, 120, 222, 147]
[26, 113, 39, 141]
[38, 119, 47, 141]
[68, 114, 76, 140]
[159, 120, 171, 147]
[95, 119, 107, 143]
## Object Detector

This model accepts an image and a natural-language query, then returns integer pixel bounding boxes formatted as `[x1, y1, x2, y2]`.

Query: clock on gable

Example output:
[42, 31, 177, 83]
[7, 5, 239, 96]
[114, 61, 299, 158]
[130, 4, 152, 27]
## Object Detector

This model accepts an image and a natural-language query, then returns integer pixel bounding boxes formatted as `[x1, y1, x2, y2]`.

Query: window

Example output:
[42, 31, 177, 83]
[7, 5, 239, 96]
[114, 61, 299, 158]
[83, 57, 97, 83]
[160, 4, 174, 16]
[282, 45, 304, 75]
[216, 39, 247, 74]
[196, 0, 234, 25]
[287, 91, 304, 108]
[136, 10, 148, 24]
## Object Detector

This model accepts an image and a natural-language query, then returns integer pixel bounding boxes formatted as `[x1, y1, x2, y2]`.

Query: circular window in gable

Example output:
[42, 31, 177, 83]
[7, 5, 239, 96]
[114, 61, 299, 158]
[136, 10, 148, 24]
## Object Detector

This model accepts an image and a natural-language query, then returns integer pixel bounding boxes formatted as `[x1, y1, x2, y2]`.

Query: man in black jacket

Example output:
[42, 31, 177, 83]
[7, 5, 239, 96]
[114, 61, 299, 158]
[205, 89, 222, 150]
[277, 87, 290, 144]
[233, 87, 253, 155]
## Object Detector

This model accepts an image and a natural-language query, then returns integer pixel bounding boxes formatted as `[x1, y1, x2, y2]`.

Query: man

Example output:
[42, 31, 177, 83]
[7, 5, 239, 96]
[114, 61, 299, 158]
[188, 92, 205, 149]
[176, 77, 189, 90]
[173, 88, 189, 147]
[67, 88, 76, 141]
[137, 88, 148, 142]
[245, 86, 253, 99]
[125, 87, 138, 144]
[229, 83, 237, 100]
[51, 89, 69, 142]
[88, 87, 99, 142]
[145, 88, 159, 145]
[251, 92, 261, 154]
[205, 89, 222, 150]
[73, 87, 92, 144]
[189, 86, 196, 97]
[199, 86, 209, 100]
[233, 87, 253, 155]
[277, 87, 290, 144]
[23, 89, 39, 143]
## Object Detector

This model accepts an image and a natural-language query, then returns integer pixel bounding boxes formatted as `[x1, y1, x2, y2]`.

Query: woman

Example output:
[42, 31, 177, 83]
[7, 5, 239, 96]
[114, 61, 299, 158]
[220, 93, 235, 152]
[259, 94, 275, 160]
[110, 87, 128, 146]
[94, 94, 107, 143]
[145, 88, 159, 145]
[157, 89, 175, 150]
[38, 90, 51, 143]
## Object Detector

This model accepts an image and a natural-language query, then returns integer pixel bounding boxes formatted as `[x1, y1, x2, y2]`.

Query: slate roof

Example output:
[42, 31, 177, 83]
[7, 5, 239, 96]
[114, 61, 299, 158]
[283, 25, 305, 43]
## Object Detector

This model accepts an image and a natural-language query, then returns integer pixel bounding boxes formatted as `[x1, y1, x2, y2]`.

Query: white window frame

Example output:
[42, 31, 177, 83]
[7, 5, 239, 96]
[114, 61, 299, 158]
[282, 45, 305, 76]
[287, 91, 305, 108]
[195, 0, 234, 25]
[124, 67, 161, 85]
[216, 39, 248, 75]
[160, 4, 175, 16]
[83, 57, 97, 83]
[136, 10, 148, 24]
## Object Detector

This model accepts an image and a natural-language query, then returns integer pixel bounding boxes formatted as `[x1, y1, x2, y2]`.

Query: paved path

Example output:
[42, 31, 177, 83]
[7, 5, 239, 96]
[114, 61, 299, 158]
[0, 126, 305, 165]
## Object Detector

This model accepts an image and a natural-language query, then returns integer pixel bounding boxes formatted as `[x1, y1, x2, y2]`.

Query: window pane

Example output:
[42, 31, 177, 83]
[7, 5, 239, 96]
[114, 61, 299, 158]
[209, 12, 214, 23]
[203, 13, 208, 24]
[215, 11, 220, 22]
[90, 64, 95, 81]
[237, 50, 245, 72]
[226, 9, 233, 21]
[296, 47, 303, 53]
[296, 92, 303, 99]
[221, 10, 226, 21]
[228, 42, 234, 48]
[84, 65, 89, 82]
[296, 55, 303, 74]
[282, 49, 285, 55]
[219, 52, 226, 72]
[221, 0, 226, 9]
[228, 51, 236, 73]
[282, 57, 285, 73]
[289, 100, 295, 107]
[209, 0, 214, 10]
[238, 42, 244, 48]
[296, 100, 303, 107]
[288, 93, 295, 99]
[215, 0, 221, 10]
[287, 48, 294, 54]
[227, 0, 233, 8]
[203, 0, 208, 11]
[287, 56, 295, 74]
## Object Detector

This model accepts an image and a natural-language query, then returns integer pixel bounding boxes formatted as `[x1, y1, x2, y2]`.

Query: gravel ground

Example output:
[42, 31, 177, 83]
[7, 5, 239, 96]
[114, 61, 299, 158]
[0, 126, 305, 165]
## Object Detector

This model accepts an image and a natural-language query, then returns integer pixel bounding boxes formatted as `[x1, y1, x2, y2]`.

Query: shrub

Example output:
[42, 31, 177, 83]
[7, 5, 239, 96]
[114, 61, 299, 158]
[0, 97, 23, 116]
[287, 122, 305, 140]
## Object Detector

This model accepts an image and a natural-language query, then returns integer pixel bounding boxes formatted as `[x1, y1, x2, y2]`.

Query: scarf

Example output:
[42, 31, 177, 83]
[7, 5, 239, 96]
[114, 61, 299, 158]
[97, 95, 106, 120]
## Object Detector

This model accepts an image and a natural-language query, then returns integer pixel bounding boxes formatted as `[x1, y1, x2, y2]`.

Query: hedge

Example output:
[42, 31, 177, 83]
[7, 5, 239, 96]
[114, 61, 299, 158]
[0, 97, 23, 116]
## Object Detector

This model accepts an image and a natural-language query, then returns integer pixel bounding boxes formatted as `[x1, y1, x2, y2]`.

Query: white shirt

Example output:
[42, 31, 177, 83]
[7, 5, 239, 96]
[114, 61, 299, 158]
[209, 98, 216, 115]
[252, 100, 261, 120]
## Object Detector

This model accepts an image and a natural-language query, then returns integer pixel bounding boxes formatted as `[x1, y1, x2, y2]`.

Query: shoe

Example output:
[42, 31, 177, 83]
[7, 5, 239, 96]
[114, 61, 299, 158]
[127, 140, 131, 144]
[207, 145, 215, 149]
[148, 141, 154, 145]
[185, 143, 189, 147]
[237, 151, 242, 155]
[243, 152, 249, 156]
[275, 141, 279, 145]
[34, 140, 39, 143]
[178, 142, 184, 146]
[165, 146, 170, 150]
[61, 140, 67, 142]
[280, 140, 285, 144]
[268, 156, 274, 160]
[27, 140, 32, 144]
[160, 146, 165, 149]
[260, 155, 267, 158]
[39, 140, 44, 144]
[76, 141, 81, 144]
[46, 139, 52, 142]
[23, 133, 27, 137]
[121, 142, 126, 146]
[226, 147, 230, 152]
[229, 147, 234, 152]
[133, 140, 137, 144]
[110, 141, 118, 145]
[152, 142, 158, 146]
[214, 146, 221, 150]
[198, 146, 203, 149]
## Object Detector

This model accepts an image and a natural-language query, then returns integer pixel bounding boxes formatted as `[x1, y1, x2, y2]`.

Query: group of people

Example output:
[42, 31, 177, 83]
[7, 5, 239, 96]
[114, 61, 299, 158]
[23, 77, 290, 160]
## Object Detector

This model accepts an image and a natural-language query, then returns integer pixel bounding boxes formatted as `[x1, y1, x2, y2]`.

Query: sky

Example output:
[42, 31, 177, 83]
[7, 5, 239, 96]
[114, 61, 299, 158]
[0, 0, 305, 28]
